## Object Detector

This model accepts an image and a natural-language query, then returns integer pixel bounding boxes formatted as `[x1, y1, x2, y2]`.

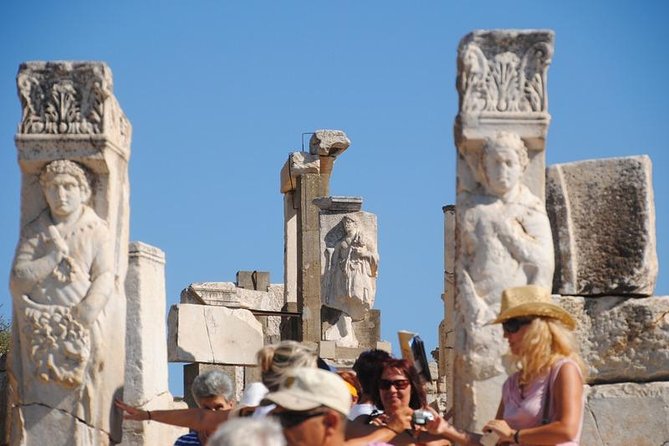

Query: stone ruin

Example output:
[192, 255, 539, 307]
[437, 30, 668, 445]
[1, 30, 668, 446]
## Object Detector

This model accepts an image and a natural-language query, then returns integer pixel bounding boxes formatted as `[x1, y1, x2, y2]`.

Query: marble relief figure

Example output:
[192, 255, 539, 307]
[460, 131, 554, 323]
[323, 215, 379, 322]
[9, 160, 114, 435]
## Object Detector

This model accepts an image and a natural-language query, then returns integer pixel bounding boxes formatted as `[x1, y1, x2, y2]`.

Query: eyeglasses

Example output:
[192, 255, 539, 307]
[502, 317, 534, 334]
[379, 379, 410, 390]
[275, 410, 327, 429]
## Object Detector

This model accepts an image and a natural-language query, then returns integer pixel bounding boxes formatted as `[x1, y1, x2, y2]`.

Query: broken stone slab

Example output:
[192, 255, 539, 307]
[558, 295, 669, 383]
[581, 381, 669, 446]
[547, 155, 657, 296]
[181, 282, 284, 313]
[167, 304, 263, 365]
[279, 151, 319, 193]
[313, 196, 363, 213]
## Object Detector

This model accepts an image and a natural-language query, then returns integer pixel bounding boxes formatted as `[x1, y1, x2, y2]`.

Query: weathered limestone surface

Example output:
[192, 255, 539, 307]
[180, 281, 284, 345]
[439, 205, 456, 414]
[122, 242, 186, 446]
[309, 130, 350, 197]
[558, 295, 669, 383]
[581, 382, 669, 445]
[547, 156, 657, 296]
[9, 61, 129, 445]
[167, 304, 262, 365]
[453, 30, 555, 431]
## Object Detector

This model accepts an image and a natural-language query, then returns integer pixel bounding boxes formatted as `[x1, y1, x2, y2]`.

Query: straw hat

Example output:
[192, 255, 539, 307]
[488, 285, 576, 330]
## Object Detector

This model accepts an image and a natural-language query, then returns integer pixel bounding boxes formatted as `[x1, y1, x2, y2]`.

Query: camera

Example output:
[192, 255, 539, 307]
[411, 409, 435, 425]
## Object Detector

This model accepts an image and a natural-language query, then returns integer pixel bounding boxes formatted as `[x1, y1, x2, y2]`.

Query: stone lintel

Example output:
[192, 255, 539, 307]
[128, 241, 165, 264]
[180, 282, 248, 308]
[280, 151, 319, 194]
[313, 196, 363, 212]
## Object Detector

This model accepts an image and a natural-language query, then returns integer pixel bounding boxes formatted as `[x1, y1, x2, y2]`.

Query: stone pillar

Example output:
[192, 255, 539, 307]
[279, 130, 349, 344]
[453, 31, 556, 431]
[439, 205, 456, 414]
[122, 242, 186, 445]
[8, 61, 130, 445]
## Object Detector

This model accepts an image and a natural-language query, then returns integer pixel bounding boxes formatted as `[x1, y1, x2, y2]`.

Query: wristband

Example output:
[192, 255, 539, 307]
[146, 410, 152, 421]
[514, 429, 520, 444]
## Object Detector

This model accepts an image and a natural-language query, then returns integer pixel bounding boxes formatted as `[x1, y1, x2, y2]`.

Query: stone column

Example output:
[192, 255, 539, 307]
[438, 205, 456, 414]
[9, 61, 130, 445]
[309, 130, 351, 197]
[453, 31, 555, 431]
[122, 242, 187, 446]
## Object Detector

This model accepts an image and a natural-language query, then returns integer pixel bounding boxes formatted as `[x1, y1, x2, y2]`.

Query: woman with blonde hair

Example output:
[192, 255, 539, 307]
[257, 340, 318, 391]
[423, 285, 586, 445]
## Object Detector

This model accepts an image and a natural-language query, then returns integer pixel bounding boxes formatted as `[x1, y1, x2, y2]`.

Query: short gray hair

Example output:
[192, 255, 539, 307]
[207, 417, 286, 446]
[191, 370, 233, 403]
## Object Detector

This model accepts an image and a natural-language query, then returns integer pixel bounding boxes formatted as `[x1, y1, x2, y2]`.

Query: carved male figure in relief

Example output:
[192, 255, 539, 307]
[9, 160, 114, 437]
[324, 215, 379, 321]
[460, 131, 554, 323]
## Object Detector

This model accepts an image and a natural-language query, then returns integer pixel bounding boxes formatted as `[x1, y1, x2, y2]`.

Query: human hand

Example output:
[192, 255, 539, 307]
[418, 407, 452, 437]
[373, 406, 413, 434]
[482, 419, 514, 443]
[115, 399, 150, 421]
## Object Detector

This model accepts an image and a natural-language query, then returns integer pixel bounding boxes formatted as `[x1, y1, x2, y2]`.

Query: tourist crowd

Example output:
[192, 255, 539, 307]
[116, 285, 586, 446]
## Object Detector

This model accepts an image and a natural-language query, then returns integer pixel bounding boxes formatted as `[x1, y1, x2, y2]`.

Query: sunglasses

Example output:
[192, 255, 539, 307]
[379, 379, 410, 390]
[502, 317, 534, 334]
[275, 410, 327, 429]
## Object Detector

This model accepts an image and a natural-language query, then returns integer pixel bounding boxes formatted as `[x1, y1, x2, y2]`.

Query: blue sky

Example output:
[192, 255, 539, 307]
[1, 1, 667, 396]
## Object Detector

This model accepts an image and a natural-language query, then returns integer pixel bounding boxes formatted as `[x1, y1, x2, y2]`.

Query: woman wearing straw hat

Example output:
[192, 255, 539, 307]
[421, 285, 587, 445]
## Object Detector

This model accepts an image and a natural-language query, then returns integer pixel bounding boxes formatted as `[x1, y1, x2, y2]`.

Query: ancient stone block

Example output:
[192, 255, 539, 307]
[236, 271, 270, 291]
[167, 304, 262, 365]
[309, 130, 351, 157]
[581, 382, 669, 445]
[547, 155, 657, 296]
[558, 295, 669, 383]
[279, 151, 319, 194]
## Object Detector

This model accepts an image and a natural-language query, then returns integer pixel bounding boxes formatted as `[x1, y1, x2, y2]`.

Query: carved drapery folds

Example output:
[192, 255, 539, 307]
[458, 31, 553, 117]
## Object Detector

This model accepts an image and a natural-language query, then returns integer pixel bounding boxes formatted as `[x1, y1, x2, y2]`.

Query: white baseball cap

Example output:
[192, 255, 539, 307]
[229, 382, 269, 418]
[264, 368, 351, 416]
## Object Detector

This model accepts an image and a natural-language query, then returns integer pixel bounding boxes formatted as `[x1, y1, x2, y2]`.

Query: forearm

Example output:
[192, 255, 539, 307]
[11, 252, 61, 293]
[144, 408, 228, 433]
[511, 421, 577, 445]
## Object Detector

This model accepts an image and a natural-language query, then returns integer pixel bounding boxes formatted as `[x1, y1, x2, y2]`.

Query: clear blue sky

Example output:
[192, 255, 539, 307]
[1, 1, 667, 397]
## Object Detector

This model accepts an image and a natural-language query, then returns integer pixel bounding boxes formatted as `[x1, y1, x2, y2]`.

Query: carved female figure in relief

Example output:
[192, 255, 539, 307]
[460, 131, 554, 321]
[325, 215, 378, 321]
[9, 160, 114, 423]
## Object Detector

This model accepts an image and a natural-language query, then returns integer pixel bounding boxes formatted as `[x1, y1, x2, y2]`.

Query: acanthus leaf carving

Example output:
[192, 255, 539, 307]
[17, 63, 111, 136]
[459, 37, 553, 115]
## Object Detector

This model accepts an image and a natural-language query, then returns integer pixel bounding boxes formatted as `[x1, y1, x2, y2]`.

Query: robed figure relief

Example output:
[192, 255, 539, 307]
[323, 215, 379, 321]
[9, 160, 116, 444]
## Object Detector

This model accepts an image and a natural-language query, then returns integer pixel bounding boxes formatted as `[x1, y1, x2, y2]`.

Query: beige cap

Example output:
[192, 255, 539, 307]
[488, 285, 576, 330]
[264, 367, 351, 416]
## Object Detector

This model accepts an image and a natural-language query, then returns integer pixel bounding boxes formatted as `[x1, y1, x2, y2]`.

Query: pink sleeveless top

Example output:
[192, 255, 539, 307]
[501, 358, 584, 445]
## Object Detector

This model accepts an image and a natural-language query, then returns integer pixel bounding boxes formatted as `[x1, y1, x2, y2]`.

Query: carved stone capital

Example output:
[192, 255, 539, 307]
[16, 61, 131, 155]
[455, 30, 554, 152]
[309, 130, 350, 157]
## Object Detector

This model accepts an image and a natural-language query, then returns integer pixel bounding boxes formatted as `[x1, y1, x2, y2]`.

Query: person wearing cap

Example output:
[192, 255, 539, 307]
[229, 382, 269, 418]
[265, 367, 405, 446]
[421, 285, 587, 445]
